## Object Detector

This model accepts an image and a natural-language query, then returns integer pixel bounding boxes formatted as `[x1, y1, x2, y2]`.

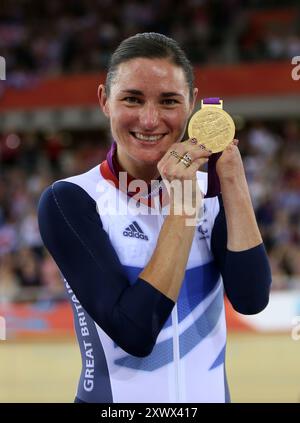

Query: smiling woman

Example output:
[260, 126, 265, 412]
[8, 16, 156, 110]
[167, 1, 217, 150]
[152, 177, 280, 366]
[98, 57, 196, 181]
[37, 32, 272, 403]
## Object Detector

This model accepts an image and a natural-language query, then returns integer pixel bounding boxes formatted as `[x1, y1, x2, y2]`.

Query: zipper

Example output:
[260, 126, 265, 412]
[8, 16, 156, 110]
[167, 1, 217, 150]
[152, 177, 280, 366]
[157, 206, 182, 402]
[172, 304, 181, 402]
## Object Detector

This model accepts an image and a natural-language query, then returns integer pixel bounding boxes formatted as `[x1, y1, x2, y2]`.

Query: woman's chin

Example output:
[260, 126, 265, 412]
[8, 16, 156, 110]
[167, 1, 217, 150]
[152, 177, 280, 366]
[133, 150, 164, 165]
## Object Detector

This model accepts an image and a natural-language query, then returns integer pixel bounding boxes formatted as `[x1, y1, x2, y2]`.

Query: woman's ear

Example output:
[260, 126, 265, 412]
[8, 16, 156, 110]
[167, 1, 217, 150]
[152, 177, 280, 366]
[189, 87, 198, 116]
[97, 84, 110, 117]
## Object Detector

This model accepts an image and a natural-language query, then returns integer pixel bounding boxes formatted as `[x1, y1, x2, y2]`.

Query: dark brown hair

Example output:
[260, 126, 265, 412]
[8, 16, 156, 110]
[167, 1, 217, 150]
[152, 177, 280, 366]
[105, 32, 194, 101]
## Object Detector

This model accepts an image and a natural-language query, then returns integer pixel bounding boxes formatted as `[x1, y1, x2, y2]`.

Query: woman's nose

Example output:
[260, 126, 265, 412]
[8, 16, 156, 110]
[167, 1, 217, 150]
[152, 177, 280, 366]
[139, 104, 159, 130]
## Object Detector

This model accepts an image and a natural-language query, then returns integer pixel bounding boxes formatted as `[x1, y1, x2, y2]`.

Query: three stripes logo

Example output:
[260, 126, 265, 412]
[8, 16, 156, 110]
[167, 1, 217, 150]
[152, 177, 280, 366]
[123, 221, 149, 241]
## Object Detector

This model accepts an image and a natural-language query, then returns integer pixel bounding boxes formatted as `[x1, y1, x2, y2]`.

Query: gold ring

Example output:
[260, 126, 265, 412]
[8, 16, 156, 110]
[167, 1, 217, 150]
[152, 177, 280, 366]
[180, 157, 191, 168]
[182, 153, 192, 165]
[170, 150, 183, 162]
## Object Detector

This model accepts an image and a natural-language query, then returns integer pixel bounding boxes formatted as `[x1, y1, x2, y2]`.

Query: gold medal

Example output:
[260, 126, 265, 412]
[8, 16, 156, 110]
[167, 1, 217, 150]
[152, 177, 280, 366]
[188, 99, 235, 153]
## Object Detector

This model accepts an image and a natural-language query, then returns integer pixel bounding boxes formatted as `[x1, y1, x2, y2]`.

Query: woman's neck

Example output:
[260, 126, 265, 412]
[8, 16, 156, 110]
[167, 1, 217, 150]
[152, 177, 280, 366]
[115, 151, 160, 184]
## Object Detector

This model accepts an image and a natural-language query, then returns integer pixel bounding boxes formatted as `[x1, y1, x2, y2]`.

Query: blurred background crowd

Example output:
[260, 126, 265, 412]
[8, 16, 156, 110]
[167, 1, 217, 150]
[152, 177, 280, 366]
[1, 0, 300, 79]
[0, 0, 300, 303]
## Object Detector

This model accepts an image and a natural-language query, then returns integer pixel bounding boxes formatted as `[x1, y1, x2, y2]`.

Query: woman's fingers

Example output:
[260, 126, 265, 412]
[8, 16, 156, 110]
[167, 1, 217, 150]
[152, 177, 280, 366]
[158, 138, 212, 181]
[165, 139, 212, 165]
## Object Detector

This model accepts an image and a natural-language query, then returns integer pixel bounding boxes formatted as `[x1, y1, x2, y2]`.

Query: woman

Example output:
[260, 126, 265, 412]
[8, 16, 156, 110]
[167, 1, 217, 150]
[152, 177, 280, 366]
[38, 33, 271, 403]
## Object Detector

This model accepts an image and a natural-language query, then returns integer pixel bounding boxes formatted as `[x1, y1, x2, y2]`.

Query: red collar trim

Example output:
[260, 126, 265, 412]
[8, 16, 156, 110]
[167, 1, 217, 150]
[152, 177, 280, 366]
[100, 160, 119, 188]
[99, 160, 168, 209]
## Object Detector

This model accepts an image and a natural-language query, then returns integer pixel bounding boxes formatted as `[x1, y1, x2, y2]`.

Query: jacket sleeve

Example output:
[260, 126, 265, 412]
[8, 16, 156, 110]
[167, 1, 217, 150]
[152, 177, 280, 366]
[211, 195, 272, 314]
[38, 181, 174, 357]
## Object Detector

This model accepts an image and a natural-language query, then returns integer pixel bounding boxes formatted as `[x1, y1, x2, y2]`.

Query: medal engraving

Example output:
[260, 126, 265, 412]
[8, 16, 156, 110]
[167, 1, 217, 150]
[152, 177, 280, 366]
[188, 101, 235, 153]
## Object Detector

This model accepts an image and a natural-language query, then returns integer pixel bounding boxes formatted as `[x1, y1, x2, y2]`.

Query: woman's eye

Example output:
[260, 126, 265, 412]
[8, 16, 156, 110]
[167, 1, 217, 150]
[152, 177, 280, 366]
[123, 97, 140, 104]
[162, 99, 178, 105]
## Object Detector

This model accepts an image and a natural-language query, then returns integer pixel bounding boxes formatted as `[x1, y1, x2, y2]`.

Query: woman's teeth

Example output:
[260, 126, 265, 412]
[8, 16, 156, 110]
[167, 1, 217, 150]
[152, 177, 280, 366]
[132, 132, 164, 142]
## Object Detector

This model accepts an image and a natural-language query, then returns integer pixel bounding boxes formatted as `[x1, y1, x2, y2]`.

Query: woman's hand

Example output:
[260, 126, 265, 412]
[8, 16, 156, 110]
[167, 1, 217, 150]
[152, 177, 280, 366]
[157, 138, 212, 218]
[216, 139, 244, 182]
[215, 139, 263, 250]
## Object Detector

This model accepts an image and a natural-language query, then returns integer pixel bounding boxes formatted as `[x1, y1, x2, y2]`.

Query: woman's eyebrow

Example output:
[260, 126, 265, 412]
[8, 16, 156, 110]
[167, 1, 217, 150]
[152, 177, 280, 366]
[120, 90, 183, 98]
[121, 89, 143, 95]
[160, 92, 183, 98]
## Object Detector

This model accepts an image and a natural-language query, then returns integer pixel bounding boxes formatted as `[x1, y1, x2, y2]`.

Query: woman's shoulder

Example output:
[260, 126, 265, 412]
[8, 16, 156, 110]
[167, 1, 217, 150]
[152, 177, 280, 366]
[38, 165, 102, 216]
[44, 164, 105, 204]
[59, 164, 102, 196]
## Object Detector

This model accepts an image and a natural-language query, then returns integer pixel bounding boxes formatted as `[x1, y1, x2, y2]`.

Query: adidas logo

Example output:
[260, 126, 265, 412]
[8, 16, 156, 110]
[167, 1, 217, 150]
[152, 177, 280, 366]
[123, 221, 149, 241]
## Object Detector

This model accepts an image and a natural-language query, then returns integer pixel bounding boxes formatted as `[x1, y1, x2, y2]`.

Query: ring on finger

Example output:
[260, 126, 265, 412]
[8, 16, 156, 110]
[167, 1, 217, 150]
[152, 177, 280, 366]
[182, 153, 192, 165]
[180, 157, 191, 168]
[170, 150, 183, 162]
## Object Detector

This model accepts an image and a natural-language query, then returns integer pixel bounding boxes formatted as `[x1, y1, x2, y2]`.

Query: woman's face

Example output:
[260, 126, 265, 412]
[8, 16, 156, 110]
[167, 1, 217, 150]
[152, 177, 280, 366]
[98, 57, 197, 176]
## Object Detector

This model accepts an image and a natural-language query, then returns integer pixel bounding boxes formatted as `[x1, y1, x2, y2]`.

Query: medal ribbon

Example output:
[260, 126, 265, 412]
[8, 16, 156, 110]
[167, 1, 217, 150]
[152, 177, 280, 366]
[202, 97, 222, 198]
